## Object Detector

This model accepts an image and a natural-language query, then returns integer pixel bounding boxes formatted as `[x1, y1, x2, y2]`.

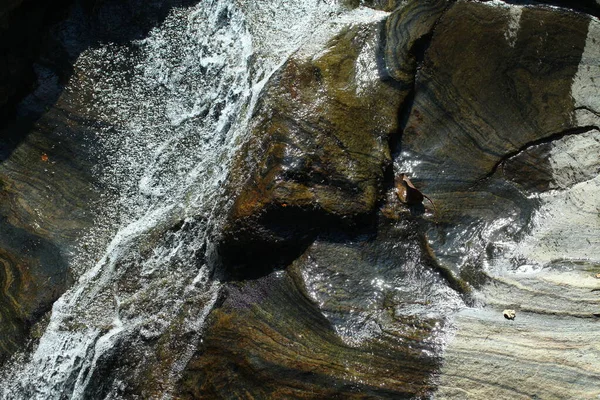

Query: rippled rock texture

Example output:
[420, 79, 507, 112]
[0, 0, 97, 361]
[179, 268, 438, 399]
[391, 1, 600, 398]
[213, 0, 600, 398]
[197, 4, 464, 397]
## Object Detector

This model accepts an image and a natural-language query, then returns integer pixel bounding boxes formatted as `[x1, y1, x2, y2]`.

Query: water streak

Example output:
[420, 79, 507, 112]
[0, 0, 342, 398]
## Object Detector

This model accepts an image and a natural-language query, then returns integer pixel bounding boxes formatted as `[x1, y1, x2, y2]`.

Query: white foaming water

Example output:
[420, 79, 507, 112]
[505, 6, 522, 47]
[0, 0, 344, 398]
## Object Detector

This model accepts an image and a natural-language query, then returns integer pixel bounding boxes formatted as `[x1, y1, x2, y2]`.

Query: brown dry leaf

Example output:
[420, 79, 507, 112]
[395, 173, 436, 214]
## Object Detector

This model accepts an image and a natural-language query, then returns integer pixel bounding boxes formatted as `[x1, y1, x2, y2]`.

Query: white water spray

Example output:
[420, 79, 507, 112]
[0, 0, 345, 398]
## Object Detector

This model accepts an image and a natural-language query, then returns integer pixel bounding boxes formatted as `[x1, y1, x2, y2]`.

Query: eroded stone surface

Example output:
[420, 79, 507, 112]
[210, 2, 600, 399]
[389, 3, 600, 397]
[385, 0, 450, 85]
[0, 95, 101, 362]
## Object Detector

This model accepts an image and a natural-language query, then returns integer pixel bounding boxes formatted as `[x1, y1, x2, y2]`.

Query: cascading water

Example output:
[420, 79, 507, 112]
[0, 0, 344, 398]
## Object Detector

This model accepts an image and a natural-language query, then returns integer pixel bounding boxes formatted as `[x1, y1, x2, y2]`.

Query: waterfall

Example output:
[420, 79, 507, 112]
[0, 0, 342, 398]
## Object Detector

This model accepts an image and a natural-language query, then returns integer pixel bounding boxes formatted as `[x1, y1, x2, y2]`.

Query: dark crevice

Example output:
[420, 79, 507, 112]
[411, 0, 455, 69]
[383, 2, 454, 205]
[473, 125, 600, 188]
[574, 106, 600, 119]
[216, 206, 380, 282]
[391, 89, 416, 160]
[378, 2, 472, 298]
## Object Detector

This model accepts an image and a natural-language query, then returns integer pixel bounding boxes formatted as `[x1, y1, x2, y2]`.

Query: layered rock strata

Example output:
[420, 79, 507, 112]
[192, 2, 464, 398]
[209, 0, 600, 398]
[1, 0, 599, 397]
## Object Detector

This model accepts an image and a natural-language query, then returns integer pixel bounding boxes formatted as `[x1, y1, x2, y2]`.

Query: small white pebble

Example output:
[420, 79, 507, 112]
[503, 309, 516, 320]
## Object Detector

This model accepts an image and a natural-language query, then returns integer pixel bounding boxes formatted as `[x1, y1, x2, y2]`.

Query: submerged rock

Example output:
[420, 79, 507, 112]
[0, 92, 101, 362]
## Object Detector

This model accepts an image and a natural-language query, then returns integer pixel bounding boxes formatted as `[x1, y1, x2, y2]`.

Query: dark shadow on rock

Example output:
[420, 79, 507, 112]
[478, 0, 600, 18]
[0, 216, 71, 363]
[216, 206, 381, 282]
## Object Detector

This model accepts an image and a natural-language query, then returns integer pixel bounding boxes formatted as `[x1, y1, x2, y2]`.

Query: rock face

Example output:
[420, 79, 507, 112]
[0, 223, 71, 362]
[397, 2, 595, 270]
[1, 0, 599, 397]
[384, 0, 449, 86]
[400, 3, 589, 195]
[178, 269, 440, 399]
[437, 308, 600, 399]
[0, 76, 102, 362]
[210, 0, 600, 399]
[219, 17, 409, 277]
[391, 1, 600, 398]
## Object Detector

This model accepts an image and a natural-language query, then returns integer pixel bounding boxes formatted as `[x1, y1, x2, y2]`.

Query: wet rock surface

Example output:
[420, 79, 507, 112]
[0, 222, 71, 363]
[437, 308, 600, 399]
[178, 269, 440, 399]
[392, 1, 600, 398]
[219, 18, 409, 277]
[397, 1, 596, 274]
[0, 88, 102, 362]
[0, 28, 99, 364]
[0, 0, 202, 366]
[0, 0, 599, 397]
[210, 0, 600, 398]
